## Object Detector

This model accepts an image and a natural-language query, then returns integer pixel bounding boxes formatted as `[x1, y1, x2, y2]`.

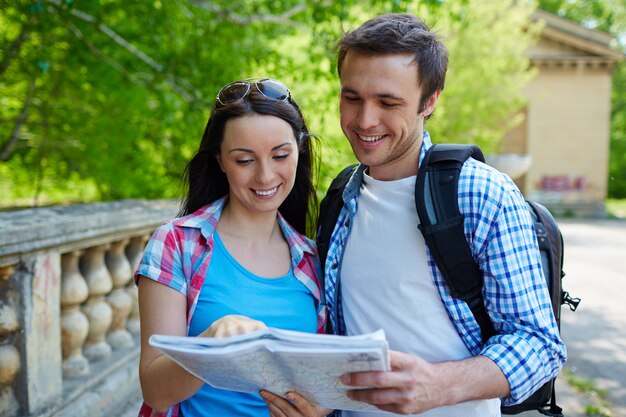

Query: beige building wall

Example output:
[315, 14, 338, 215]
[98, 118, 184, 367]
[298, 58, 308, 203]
[523, 65, 612, 207]
[502, 10, 623, 216]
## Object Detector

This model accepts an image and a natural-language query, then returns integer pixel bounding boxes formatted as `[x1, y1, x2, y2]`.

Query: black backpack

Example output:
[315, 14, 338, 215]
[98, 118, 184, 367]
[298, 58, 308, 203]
[317, 144, 581, 417]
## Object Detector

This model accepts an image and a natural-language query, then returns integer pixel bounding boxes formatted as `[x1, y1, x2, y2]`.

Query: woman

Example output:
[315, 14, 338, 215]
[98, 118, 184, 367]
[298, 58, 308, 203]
[135, 78, 327, 417]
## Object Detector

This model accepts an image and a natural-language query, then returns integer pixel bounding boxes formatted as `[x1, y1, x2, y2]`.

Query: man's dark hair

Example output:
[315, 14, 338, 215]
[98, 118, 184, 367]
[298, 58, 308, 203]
[337, 13, 448, 113]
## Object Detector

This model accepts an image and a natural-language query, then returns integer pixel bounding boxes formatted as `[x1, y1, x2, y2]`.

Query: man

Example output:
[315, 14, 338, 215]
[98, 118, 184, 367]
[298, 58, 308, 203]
[321, 13, 565, 417]
[261, 13, 566, 417]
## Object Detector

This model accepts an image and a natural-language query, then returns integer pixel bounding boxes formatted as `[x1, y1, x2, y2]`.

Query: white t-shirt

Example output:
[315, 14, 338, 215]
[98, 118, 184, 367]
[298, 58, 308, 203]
[340, 172, 500, 417]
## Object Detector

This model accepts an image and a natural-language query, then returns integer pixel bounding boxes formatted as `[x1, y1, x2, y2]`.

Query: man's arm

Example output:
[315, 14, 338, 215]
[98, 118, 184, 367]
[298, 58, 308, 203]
[474, 176, 566, 405]
[342, 350, 509, 415]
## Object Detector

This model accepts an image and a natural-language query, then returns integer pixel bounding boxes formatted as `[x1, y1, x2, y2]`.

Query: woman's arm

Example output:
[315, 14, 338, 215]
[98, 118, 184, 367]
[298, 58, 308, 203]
[138, 277, 267, 412]
[138, 278, 204, 412]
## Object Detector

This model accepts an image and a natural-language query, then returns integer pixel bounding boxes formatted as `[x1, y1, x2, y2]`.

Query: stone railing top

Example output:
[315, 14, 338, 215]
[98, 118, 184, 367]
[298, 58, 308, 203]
[0, 199, 179, 267]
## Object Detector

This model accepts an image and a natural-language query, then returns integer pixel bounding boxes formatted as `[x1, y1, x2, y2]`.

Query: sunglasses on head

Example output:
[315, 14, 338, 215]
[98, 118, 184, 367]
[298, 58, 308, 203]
[216, 78, 291, 105]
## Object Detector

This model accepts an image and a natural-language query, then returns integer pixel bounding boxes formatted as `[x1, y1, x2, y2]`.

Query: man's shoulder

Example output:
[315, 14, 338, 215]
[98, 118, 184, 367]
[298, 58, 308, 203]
[457, 157, 526, 222]
[460, 157, 519, 195]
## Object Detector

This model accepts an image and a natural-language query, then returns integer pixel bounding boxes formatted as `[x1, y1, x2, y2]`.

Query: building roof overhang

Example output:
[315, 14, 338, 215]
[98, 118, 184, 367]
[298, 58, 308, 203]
[531, 9, 625, 65]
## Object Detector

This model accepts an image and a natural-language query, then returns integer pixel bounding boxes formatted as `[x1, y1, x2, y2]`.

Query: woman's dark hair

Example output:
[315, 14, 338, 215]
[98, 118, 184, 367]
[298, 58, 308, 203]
[180, 84, 318, 236]
[337, 13, 448, 115]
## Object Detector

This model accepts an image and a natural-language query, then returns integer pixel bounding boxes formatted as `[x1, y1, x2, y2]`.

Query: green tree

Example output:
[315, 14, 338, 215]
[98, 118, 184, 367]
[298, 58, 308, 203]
[0, 0, 540, 207]
[538, 0, 626, 198]
[0, 0, 346, 205]
[272, 0, 541, 193]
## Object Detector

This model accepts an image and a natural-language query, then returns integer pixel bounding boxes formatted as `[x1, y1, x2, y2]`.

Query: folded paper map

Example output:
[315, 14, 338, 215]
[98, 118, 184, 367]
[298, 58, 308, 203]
[149, 328, 390, 411]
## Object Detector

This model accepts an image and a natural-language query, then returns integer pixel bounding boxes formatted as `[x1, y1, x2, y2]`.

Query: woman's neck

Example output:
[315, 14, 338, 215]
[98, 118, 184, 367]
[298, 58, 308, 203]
[217, 202, 282, 243]
[216, 202, 291, 277]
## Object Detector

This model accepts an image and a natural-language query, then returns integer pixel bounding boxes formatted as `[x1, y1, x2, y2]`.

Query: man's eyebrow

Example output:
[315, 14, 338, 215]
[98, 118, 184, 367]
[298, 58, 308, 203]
[228, 142, 294, 153]
[341, 87, 405, 102]
[378, 92, 405, 101]
[341, 87, 359, 95]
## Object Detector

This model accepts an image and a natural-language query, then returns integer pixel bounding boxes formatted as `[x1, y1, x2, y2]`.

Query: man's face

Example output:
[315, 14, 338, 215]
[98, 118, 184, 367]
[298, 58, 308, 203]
[339, 51, 438, 180]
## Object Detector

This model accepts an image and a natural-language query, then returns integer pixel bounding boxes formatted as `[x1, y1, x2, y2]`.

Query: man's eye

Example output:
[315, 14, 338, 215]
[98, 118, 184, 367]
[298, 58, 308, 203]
[343, 95, 359, 102]
[381, 102, 399, 108]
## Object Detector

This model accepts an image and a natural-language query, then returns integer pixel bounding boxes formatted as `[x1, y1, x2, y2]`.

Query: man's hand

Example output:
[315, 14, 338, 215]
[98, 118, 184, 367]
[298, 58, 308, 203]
[341, 350, 510, 415]
[201, 315, 267, 338]
[341, 350, 444, 415]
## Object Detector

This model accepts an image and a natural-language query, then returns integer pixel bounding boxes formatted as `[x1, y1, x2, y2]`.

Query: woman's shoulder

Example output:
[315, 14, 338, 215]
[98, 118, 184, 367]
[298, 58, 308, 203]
[149, 201, 222, 250]
[171, 198, 225, 229]
[277, 213, 317, 256]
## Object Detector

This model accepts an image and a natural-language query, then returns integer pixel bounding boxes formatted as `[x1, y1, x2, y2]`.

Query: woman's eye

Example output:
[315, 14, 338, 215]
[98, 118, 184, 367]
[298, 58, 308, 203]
[236, 159, 253, 164]
[274, 154, 289, 160]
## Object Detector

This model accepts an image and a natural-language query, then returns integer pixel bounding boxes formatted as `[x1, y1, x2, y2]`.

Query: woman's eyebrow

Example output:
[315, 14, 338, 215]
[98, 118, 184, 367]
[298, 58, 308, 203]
[272, 142, 294, 151]
[228, 141, 294, 154]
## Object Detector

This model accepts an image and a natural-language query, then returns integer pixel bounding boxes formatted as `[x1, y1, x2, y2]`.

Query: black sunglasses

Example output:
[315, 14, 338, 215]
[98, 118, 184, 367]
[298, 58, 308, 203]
[216, 78, 291, 105]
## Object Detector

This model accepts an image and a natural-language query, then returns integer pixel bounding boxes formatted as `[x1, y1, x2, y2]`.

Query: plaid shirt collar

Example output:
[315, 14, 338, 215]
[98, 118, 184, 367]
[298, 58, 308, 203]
[173, 196, 317, 258]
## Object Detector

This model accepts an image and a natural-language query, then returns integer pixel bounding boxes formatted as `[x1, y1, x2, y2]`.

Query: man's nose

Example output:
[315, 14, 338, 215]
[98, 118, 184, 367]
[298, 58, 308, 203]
[356, 103, 380, 130]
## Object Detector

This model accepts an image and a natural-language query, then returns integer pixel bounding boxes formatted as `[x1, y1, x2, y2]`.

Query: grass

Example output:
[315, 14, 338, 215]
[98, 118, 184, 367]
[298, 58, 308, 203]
[563, 368, 613, 417]
[606, 199, 626, 219]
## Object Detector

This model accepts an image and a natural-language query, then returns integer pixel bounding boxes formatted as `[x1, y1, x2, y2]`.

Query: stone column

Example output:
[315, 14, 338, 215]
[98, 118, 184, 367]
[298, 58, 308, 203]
[60, 250, 90, 376]
[80, 245, 113, 361]
[18, 253, 63, 414]
[105, 239, 134, 349]
[0, 265, 20, 416]
[125, 235, 148, 335]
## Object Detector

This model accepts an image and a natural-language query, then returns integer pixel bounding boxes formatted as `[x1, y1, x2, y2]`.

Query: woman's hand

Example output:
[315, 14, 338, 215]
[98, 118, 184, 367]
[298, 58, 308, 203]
[201, 314, 267, 338]
[260, 390, 331, 417]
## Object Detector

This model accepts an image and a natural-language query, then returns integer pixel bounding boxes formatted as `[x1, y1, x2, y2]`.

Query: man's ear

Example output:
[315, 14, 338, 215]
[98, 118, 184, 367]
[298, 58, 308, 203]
[422, 89, 441, 117]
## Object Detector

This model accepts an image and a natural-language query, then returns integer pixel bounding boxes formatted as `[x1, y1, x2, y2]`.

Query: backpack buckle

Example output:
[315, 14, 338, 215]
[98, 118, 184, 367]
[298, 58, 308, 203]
[538, 405, 564, 417]
[562, 291, 581, 312]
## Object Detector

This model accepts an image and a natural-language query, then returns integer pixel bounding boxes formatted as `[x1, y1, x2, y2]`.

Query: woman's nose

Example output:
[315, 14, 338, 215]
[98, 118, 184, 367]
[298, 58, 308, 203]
[255, 161, 274, 184]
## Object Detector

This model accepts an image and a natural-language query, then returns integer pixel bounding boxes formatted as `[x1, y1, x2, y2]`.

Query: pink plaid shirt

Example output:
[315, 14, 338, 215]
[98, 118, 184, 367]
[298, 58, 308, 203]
[134, 197, 326, 417]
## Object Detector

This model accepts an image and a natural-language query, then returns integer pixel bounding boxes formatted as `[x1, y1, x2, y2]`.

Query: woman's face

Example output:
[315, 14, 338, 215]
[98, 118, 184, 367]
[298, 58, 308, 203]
[218, 114, 299, 217]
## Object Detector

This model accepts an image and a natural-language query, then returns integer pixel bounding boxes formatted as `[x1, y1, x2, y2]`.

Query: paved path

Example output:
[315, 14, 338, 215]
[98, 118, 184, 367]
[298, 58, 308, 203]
[553, 219, 626, 417]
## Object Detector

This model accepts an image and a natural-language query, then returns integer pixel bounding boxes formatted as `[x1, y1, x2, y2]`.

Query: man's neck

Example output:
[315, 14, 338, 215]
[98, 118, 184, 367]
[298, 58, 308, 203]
[368, 140, 422, 181]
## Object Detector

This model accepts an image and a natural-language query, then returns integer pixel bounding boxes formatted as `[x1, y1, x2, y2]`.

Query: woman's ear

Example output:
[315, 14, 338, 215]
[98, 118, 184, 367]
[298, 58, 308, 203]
[216, 155, 225, 172]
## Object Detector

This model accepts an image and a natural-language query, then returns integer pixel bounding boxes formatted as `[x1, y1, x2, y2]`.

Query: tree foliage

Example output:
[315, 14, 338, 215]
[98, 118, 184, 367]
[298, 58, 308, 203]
[0, 0, 539, 207]
[538, 0, 626, 198]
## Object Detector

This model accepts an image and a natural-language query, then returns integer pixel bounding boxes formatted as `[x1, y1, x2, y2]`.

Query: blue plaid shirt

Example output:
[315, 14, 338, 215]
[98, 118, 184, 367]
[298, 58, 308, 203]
[323, 132, 566, 406]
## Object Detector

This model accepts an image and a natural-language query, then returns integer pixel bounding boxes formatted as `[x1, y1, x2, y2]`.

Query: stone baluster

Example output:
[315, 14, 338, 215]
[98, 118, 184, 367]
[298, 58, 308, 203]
[80, 245, 113, 361]
[125, 235, 148, 335]
[60, 250, 90, 377]
[105, 239, 134, 349]
[0, 265, 20, 415]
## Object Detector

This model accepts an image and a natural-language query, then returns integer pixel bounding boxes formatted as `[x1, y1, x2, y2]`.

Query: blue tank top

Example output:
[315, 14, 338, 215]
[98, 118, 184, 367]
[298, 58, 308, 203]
[180, 231, 317, 417]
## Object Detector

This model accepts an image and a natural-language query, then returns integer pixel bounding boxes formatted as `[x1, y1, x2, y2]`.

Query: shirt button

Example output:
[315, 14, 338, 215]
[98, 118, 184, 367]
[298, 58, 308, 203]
[331, 262, 338, 269]
[344, 219, 350, 227]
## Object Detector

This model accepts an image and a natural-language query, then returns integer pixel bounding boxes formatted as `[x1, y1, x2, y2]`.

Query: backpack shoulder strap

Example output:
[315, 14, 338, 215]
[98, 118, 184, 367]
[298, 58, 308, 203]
[316, 164, 358, 269]
[415, 144, 495, 342]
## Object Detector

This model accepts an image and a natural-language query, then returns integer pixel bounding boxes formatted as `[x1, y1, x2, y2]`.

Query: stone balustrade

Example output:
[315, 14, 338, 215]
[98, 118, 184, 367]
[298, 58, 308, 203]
[0, 200, 178, 417]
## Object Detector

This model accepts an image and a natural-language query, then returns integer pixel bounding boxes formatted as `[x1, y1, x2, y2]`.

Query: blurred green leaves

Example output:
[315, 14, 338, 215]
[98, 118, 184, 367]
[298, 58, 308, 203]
[1, 0, 541, 206]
